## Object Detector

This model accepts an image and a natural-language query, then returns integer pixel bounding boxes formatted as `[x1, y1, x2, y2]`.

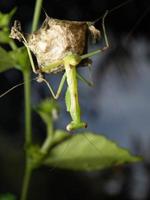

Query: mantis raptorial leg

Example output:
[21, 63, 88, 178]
[63, 54, 87, 131]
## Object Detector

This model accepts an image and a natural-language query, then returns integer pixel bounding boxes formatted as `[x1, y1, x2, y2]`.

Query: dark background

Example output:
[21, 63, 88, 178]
[0, 0, 150, 199]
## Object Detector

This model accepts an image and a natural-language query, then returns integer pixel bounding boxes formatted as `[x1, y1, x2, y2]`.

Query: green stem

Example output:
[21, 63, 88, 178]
[20, 1, 43, 200]
[9, 39, 17, 50]
[40, 122, 53, 154]
[23, 70, 32, 147]
[20, 161, 32, 200]
[31, 0, 43, 32]
[23, 0, 43, 150]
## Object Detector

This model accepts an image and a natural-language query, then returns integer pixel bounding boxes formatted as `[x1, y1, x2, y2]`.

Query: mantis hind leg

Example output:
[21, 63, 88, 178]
[77, 72, 93, 87]
[81, 10, 109, 60]
[37, 72, 66, 99]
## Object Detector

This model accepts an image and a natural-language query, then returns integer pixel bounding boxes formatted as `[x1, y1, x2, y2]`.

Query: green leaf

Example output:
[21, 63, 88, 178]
[35, 99, 59, 125]
[0, 28, 10, 43]
[52, 130, 71, 146]
[0, 193, 16, 200]
[9, 47, 30, 71]
[0, 46, 30, 73]
[0, 8, 16, 28]
[0, 9, 17, 44]
[65, 87, 71, 112]
[0, 47, 16, 72]
[44, 132, 141, 171]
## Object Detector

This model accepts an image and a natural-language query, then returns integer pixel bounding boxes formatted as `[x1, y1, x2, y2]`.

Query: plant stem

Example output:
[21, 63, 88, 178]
[20, 0, 43, 200]
[23, 0, 43, 147]
[20, 161, 32, 200]
[9, 39, 17, 50]
[32, 0, 43, 32]
[41, 122, 53, 154]
[23, 0, 43, 150]
[23, 70, 32, 147]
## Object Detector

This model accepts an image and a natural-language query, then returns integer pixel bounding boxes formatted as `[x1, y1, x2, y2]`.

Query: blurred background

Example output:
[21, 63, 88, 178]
[0, 0, 150, 199]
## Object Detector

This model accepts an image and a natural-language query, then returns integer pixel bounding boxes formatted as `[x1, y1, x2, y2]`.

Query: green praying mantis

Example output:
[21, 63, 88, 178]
[10, 11, 109, 131]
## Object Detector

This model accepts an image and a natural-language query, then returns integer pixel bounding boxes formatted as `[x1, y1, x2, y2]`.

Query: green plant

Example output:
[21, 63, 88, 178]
[0, 1, 141, 200]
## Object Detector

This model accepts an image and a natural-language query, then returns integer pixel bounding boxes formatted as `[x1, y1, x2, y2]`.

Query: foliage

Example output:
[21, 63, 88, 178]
[0, 46, 16, 72]
[0, 193, 16, 200]
[0, 8, 16, 44]
[44, 131, 140, 171]
[0, 46, 29, 72]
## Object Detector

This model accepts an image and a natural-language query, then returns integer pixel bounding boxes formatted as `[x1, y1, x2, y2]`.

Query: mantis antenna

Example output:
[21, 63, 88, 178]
[0, 78, 36, 98]
[93, 0, 135, 24]
[0, 82, 25, 98]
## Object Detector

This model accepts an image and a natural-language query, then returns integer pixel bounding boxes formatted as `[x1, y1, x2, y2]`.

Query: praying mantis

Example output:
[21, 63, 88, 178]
[10, 11, 109, 131]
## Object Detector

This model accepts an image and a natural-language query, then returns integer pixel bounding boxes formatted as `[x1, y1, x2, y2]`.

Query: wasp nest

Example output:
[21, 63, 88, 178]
[10, 16, 101, 73]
